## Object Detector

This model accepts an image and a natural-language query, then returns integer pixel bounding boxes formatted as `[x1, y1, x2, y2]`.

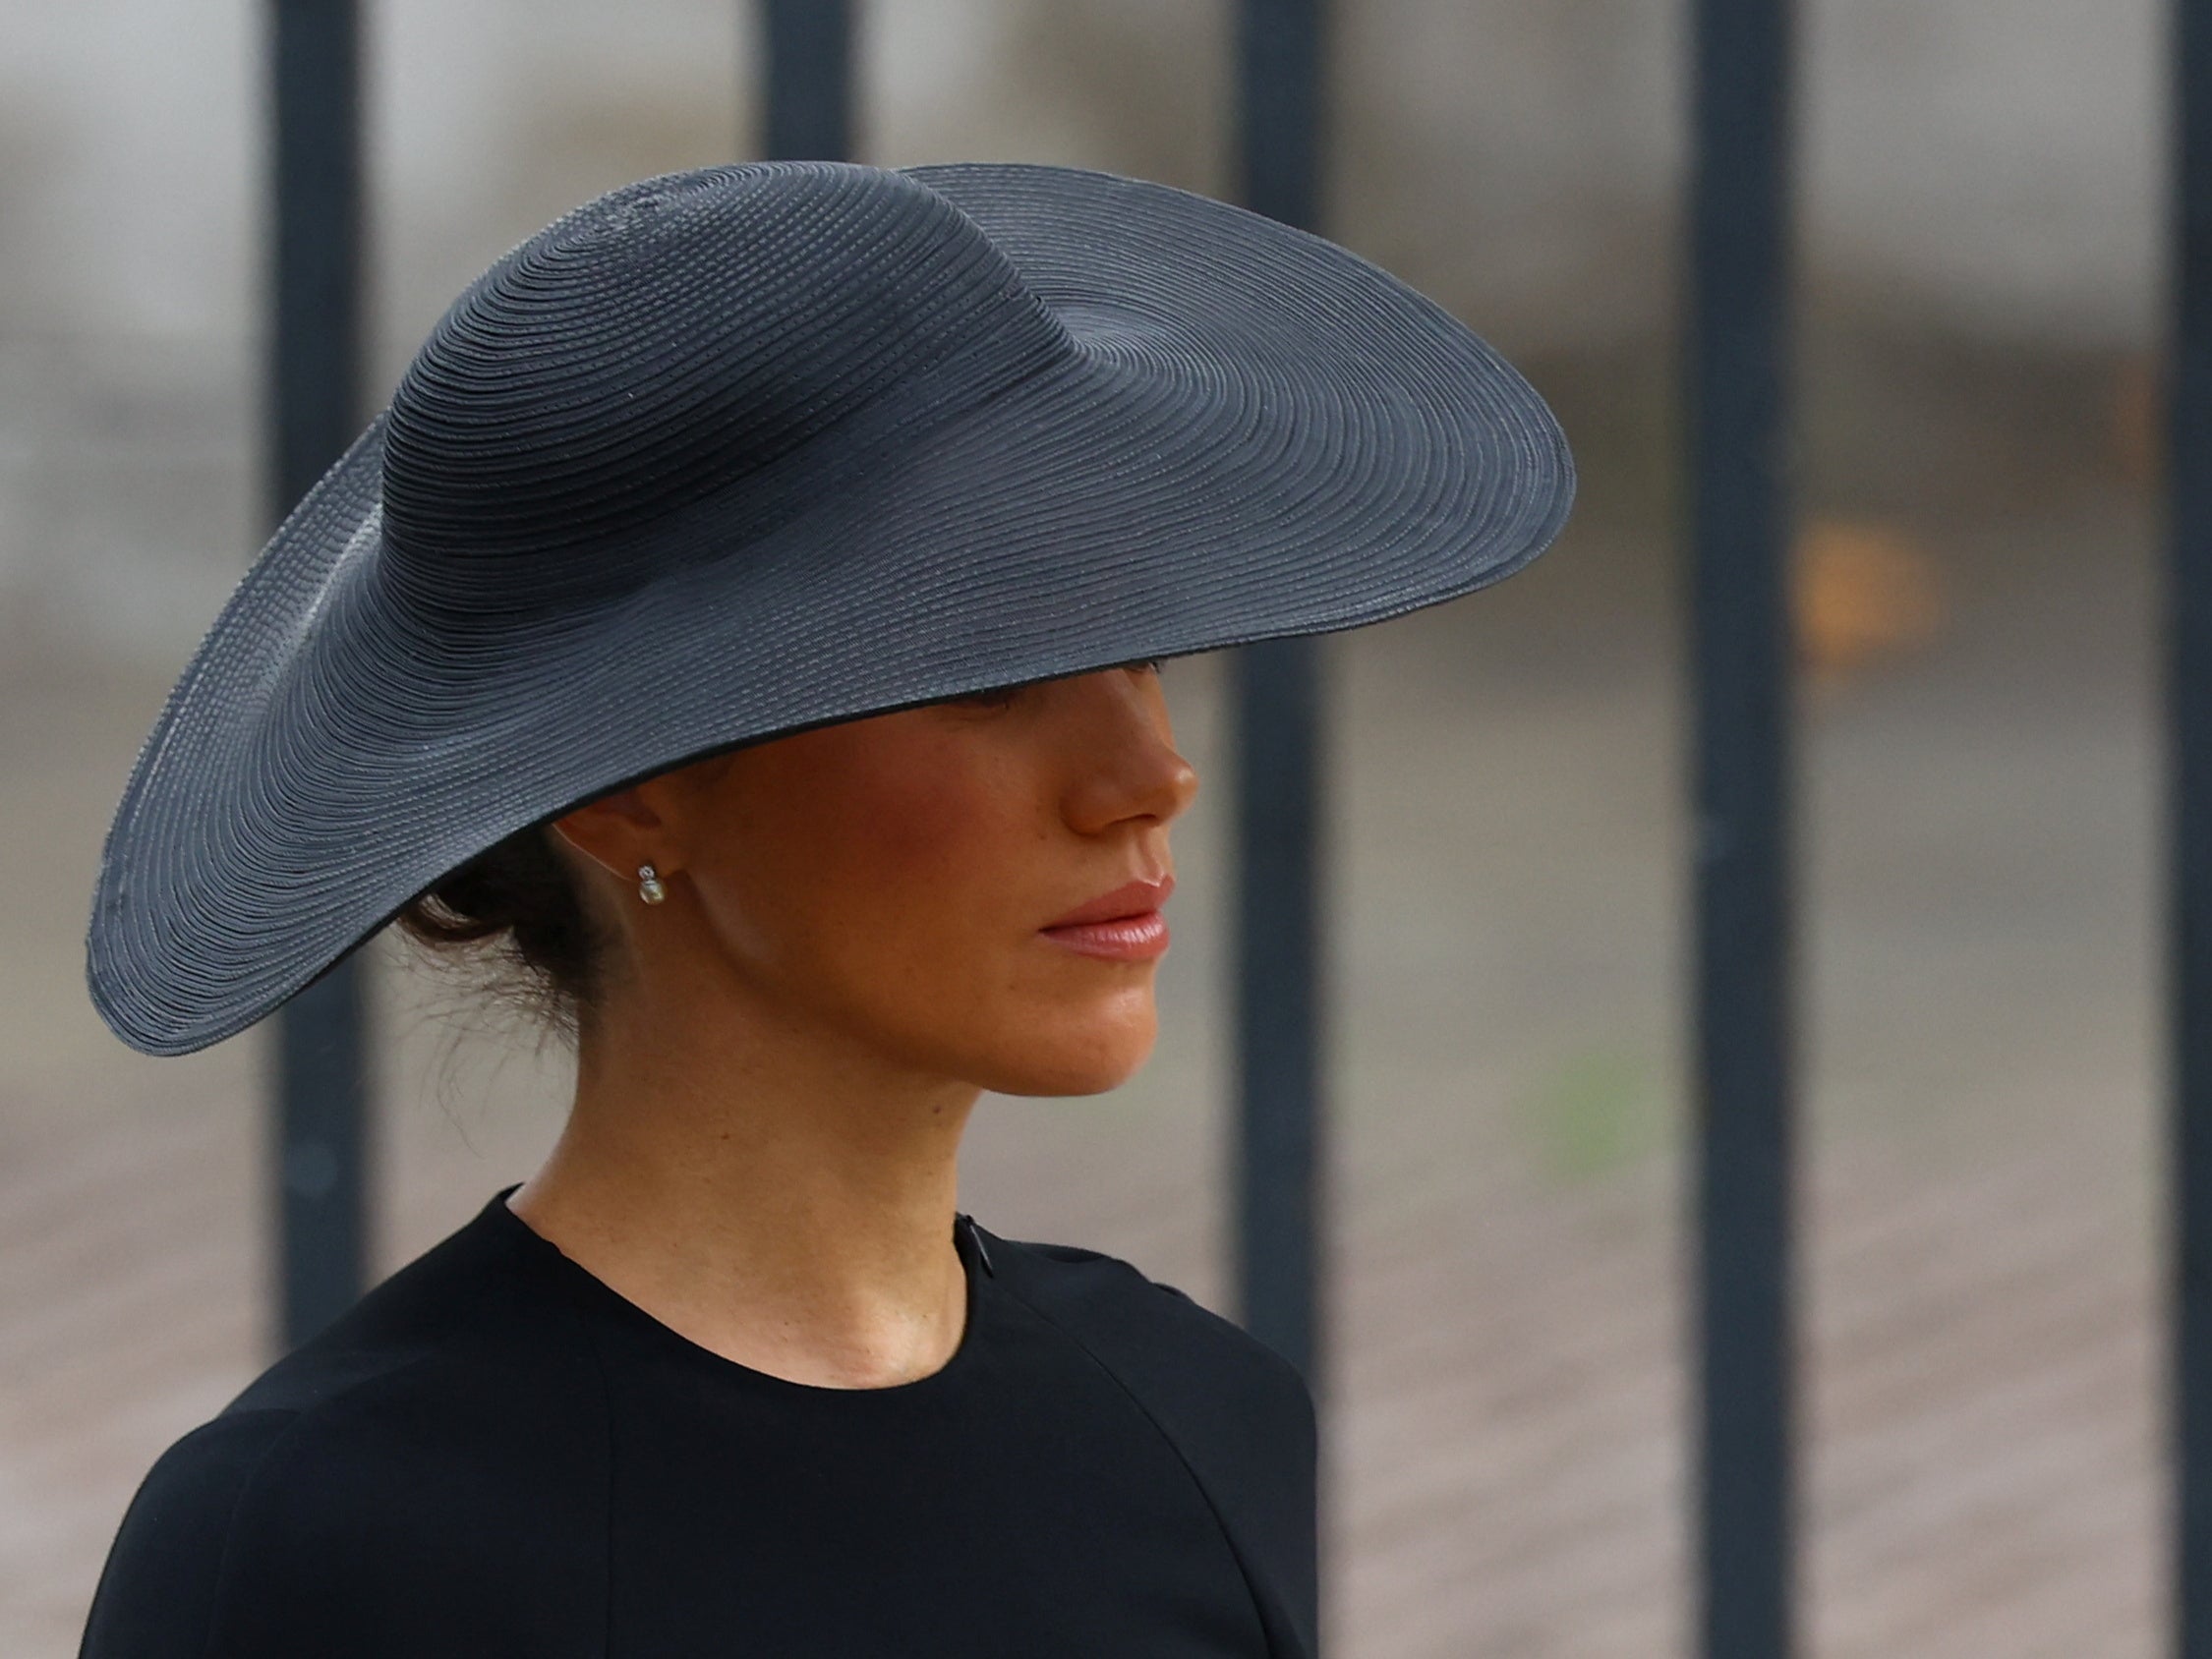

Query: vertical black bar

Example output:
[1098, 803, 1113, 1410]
[1689, 0, 1797, 1655]
[2175, 1, 2212, 1650]
[1230, 634, 1322, 1379]
[1232, 0, 1324, 1388]
[761, 0, 853, 161]
[267, 0, 369, 1351]
[1239, 0, 1322, 234]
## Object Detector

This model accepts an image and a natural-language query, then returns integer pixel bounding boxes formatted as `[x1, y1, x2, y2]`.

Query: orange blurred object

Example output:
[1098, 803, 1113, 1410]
[1793, 518, 1945, 686]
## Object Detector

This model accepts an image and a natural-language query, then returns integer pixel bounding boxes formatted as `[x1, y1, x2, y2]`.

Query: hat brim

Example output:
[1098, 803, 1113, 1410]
[87, 161, 1574, 1056]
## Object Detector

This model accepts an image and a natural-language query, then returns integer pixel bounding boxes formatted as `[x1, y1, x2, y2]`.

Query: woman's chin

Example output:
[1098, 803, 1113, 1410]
[975, 1008, 1160, 1098]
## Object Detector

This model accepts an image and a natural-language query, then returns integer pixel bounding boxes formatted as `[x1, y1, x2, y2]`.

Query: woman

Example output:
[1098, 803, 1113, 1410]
[78, 160, 1571, 1657]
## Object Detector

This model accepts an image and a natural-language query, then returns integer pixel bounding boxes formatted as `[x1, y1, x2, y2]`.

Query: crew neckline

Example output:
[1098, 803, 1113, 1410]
[478, 1185, 990, 1401]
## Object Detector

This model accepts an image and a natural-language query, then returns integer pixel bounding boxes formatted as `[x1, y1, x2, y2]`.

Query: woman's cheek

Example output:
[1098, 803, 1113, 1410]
[849, 748, 1024, 889]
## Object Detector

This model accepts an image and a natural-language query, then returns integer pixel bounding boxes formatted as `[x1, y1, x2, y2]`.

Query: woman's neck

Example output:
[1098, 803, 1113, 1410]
[508, 969, 981, 1389]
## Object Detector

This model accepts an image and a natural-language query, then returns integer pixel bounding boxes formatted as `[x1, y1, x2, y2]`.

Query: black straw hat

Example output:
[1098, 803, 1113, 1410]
[87, 159, 1574, 1057]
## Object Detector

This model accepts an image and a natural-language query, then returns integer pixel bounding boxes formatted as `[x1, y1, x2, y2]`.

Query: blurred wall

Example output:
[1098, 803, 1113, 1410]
[0, 0, 2164, 346]
[0, 0, 2166, 660]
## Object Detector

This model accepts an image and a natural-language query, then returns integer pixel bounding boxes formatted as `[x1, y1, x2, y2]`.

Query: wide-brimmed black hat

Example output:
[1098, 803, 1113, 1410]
[87, 159, 1573, 1057]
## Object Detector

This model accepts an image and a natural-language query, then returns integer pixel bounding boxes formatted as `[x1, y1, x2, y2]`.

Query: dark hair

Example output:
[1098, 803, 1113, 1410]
[392, 823, 610, 1037]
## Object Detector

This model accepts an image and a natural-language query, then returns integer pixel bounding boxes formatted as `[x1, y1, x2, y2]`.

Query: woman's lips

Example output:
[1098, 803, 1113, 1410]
[1040, 875, 1174, 961]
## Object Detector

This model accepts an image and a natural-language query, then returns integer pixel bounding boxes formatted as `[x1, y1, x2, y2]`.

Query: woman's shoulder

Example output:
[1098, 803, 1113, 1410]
[976, 1227, 1316, 1476]
[83, 1382, 607, 1658]
[972, 1229, 1316, 1467]
[977, 1226, 1311, 1414]
[975, 1225, 1319, 1655]
[80, 1205, 609, 1658]
[76, 1408, 297, 1659]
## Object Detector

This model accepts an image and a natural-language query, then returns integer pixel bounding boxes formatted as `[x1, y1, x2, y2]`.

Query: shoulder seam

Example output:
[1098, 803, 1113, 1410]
[195, 1340, 468, 1653]
[985, 1263, 1285, 1654]
[188, 1407, 303, 1659]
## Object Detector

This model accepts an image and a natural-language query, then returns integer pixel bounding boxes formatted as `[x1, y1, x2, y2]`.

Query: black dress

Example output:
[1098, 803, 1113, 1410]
[78, 1190, 1317, 1658]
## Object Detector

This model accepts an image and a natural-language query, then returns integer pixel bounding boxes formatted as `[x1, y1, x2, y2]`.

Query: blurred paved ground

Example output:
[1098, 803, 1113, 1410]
[0, 475, 2163, 1656]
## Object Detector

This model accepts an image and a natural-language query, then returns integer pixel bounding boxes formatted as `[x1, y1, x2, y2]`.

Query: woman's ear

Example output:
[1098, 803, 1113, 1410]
[550, 785, 666, 883]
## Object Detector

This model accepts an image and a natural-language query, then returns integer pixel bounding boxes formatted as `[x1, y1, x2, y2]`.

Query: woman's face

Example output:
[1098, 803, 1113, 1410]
[560, 662, 1198, 1096]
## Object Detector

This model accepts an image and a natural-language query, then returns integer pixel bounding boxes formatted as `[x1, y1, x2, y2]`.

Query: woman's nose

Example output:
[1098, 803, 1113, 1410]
[1059, 670, 1200, 835]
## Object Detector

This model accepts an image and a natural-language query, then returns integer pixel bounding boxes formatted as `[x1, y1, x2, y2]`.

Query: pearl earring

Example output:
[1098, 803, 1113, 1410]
[636, 863, 667, 905]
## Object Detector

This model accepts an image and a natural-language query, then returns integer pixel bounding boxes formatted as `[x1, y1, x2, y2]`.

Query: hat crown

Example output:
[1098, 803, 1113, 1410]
[379, 163, 1071, 569]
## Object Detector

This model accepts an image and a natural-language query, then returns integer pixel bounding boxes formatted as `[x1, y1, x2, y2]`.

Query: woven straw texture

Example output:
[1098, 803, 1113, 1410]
[86, 160, 1574, 1057]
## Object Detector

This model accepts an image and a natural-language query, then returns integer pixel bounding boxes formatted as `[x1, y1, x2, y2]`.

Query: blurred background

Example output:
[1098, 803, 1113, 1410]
[0, 1, 2165, 1653]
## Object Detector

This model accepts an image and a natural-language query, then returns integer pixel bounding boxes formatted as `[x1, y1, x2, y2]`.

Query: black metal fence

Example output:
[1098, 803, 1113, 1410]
[261, 1, 2208, 1652]
[2174, 2, 2212, 1655]
[267, 0, 369, 1355]
[1687, 0, 1796, 1652]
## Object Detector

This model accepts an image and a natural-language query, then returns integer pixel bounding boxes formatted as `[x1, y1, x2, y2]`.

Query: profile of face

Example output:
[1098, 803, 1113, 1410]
[552, 662, 1199, 1098]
